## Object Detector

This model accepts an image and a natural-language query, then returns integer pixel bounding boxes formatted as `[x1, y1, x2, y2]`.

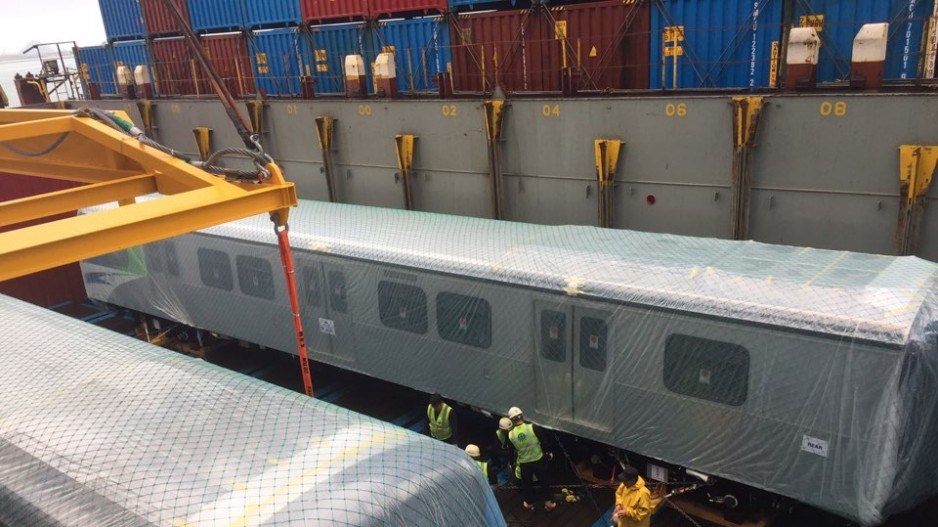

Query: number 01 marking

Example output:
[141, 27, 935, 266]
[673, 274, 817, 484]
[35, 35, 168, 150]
[819, 101, 847, 117]
[285, 104, 298, 115]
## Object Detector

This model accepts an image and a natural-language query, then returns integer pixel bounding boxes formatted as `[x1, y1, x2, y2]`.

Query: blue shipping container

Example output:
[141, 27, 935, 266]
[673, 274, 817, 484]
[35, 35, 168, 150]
[651, 0, 784, 89]
[245, 0, 302, 28]
[187, 0, 245, 32]
[792, 0, 933, 81]
[373, 17, 452, 92]
[308, 23, 372, 94]
[99, 0, 145, 41]
[78, 46, 118, 96]
[250, 28, 305, 95]
[112, 40, 155, 93]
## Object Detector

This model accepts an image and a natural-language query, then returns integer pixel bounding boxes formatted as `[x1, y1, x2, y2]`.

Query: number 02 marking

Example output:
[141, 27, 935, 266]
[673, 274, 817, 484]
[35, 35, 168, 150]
[441, 104, 457, 117]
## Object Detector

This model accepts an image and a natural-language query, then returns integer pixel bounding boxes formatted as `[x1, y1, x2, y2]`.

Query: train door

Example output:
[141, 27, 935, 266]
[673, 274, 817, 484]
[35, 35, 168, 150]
[534, 301, 612, 432]
[298, 261, 334, 360]
[319, 261, 356, 365]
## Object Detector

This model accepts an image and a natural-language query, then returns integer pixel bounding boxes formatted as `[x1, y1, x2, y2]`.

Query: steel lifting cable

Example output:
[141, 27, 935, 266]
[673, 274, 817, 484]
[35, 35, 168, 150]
[158, 0, 314, 396]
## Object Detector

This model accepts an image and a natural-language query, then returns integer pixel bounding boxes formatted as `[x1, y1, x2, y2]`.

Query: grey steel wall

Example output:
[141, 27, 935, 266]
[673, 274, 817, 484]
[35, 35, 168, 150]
[91, 93, 938, 261]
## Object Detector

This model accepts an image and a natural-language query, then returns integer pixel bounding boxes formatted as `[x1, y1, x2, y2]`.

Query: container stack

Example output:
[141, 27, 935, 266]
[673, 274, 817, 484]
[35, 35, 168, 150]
[77, 0, 938, 99]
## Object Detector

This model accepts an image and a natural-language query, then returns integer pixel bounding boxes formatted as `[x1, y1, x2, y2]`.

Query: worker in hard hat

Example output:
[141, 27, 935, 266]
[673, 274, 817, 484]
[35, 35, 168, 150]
[507, 407, 557, 512]
[425, 392, 458, 444]
[612, 465, 651, 527]
[466, 444, 496, 484]
[496, 417, 513, 451]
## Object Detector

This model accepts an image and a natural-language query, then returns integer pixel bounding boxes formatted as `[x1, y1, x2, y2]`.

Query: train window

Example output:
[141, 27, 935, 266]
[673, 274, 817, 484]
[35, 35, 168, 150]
[540, 310, 567, 362]
[197, 248, 233, 291]
[378, 281, 428, 334]
[579, 317, 607, 372]
[663, 334, 749, 406]
[302, 267, 322, 307]
[146, 241, 179, 276]
[236, 255, 275, 300]
[436, 292, 492, 349]
[328, 271, 348, 313]
[90, 250, 129, 269]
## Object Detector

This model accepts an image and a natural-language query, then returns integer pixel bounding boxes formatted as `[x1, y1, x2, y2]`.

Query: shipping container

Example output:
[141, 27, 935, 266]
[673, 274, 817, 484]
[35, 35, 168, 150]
[450, 0, 650, 93]
[202, 33, 257, 96]
[141, 0, 191, 36]
[650, 0, 784, 90]
[113, 40, 154, 90]
[151, 37, 198, 95]
[791, 0, 934, 81]
[187, 0, 246, 33]
[307, 22, 372, 93]
[0, 174, 86, 308]
[301, 0, 368, 23]
[78, 45, 118, 96]
[369, 0, 447, 18]
[373, 17, 452, 92]
[99, 0, 145, 41]
[250, 28, 306, 95]
[448, 0, 512, 10]
[245, 0, 302, 28]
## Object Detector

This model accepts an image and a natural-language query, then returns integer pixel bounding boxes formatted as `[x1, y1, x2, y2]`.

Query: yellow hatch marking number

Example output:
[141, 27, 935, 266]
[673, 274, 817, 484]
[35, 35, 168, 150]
[819, 101, 847, 117]
[170, 103, 181, 113]
[441, 104, 457, 117]
[285, 104, 298, 115]
[358, 104, 372, 116]
[665, 103, 687, 117]
[542, 104, 560, 118]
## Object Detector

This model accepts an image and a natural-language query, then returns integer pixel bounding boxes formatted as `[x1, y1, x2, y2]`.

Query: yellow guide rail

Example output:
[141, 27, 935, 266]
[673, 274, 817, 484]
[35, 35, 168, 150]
[0, 109, 298, 282]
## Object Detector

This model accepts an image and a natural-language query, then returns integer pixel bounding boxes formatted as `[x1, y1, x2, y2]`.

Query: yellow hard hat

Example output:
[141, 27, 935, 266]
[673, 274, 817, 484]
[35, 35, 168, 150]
[499, 417, 513, 431]
[465, 444, 481, 458]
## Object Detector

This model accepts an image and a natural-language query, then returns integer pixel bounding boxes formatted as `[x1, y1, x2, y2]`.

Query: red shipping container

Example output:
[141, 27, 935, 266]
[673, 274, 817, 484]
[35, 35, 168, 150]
[0, 174, 86, 307]
[301, 0, 367, 23]
[141, 0, 190, 37]
[202, 34, 256, 97]
[450, 0, 650, 93]
[151, 37, 199, 95]
[368, 0, 447, 18]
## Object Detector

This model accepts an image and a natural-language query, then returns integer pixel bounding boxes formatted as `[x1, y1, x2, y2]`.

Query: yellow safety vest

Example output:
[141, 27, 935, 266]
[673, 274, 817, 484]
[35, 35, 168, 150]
[427, 403, 453, 441]
[509, 423, 543, 464]
[476, 460, 489, 480]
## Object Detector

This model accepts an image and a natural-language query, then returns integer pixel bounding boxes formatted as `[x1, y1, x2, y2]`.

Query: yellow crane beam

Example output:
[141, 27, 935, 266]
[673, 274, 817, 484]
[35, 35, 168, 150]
[0, 109, 297, 282]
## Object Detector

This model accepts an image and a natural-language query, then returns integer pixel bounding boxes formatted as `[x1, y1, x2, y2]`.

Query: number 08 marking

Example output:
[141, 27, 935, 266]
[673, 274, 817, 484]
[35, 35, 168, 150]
[819, 101, 847, 117]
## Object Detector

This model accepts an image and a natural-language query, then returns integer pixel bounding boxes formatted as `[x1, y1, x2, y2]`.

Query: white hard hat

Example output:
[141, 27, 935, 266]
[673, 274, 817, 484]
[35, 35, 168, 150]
[465, 444, 481, 458]
[508, 407, 523, 419]
[499, 417, 513, 431]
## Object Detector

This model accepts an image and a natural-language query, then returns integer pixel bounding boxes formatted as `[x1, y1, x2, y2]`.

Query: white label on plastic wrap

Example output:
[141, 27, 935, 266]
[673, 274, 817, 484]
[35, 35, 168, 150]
[698, 368, 711, 385]
[318, 318, 336, 336]
[647, 463, 668, 483]
[801, 435, 829, 457]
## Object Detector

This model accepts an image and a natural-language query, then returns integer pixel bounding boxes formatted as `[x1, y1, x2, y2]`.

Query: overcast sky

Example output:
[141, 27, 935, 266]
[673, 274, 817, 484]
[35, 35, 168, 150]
[1, 0, 106, 55]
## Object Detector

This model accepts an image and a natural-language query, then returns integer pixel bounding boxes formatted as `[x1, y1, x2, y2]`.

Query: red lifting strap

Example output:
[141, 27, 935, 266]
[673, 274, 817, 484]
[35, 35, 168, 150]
[276, 226, 314, 397]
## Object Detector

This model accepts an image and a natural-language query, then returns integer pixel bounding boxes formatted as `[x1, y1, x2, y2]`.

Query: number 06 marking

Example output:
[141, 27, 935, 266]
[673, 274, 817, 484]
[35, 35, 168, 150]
[665, 103, 687, 117]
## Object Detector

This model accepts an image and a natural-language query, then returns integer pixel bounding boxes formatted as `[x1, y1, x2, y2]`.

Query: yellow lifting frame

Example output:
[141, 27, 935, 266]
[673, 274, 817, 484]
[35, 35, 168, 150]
[0, 109, 297, 282]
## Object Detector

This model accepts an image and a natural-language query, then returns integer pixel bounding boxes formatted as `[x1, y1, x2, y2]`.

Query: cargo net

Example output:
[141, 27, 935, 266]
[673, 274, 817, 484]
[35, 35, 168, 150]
[0, 295, 503, 527]
[78, 2, 936, 101]
[71, 198, 938, 527]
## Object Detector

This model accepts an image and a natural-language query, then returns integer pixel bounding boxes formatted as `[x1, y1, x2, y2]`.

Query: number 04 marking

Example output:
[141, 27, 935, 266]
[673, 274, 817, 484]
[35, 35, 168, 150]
[542, 104, 560, 117]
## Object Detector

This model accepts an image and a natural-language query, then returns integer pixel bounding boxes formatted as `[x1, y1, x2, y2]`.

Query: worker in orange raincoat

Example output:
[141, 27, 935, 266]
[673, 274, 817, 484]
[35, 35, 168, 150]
[612, 466, 652, 527]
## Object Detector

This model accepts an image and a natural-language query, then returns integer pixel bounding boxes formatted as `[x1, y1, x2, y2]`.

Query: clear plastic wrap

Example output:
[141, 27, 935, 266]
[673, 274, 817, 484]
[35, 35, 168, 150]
[81, 199, 938, 525]
[0, 293, 505, 527]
